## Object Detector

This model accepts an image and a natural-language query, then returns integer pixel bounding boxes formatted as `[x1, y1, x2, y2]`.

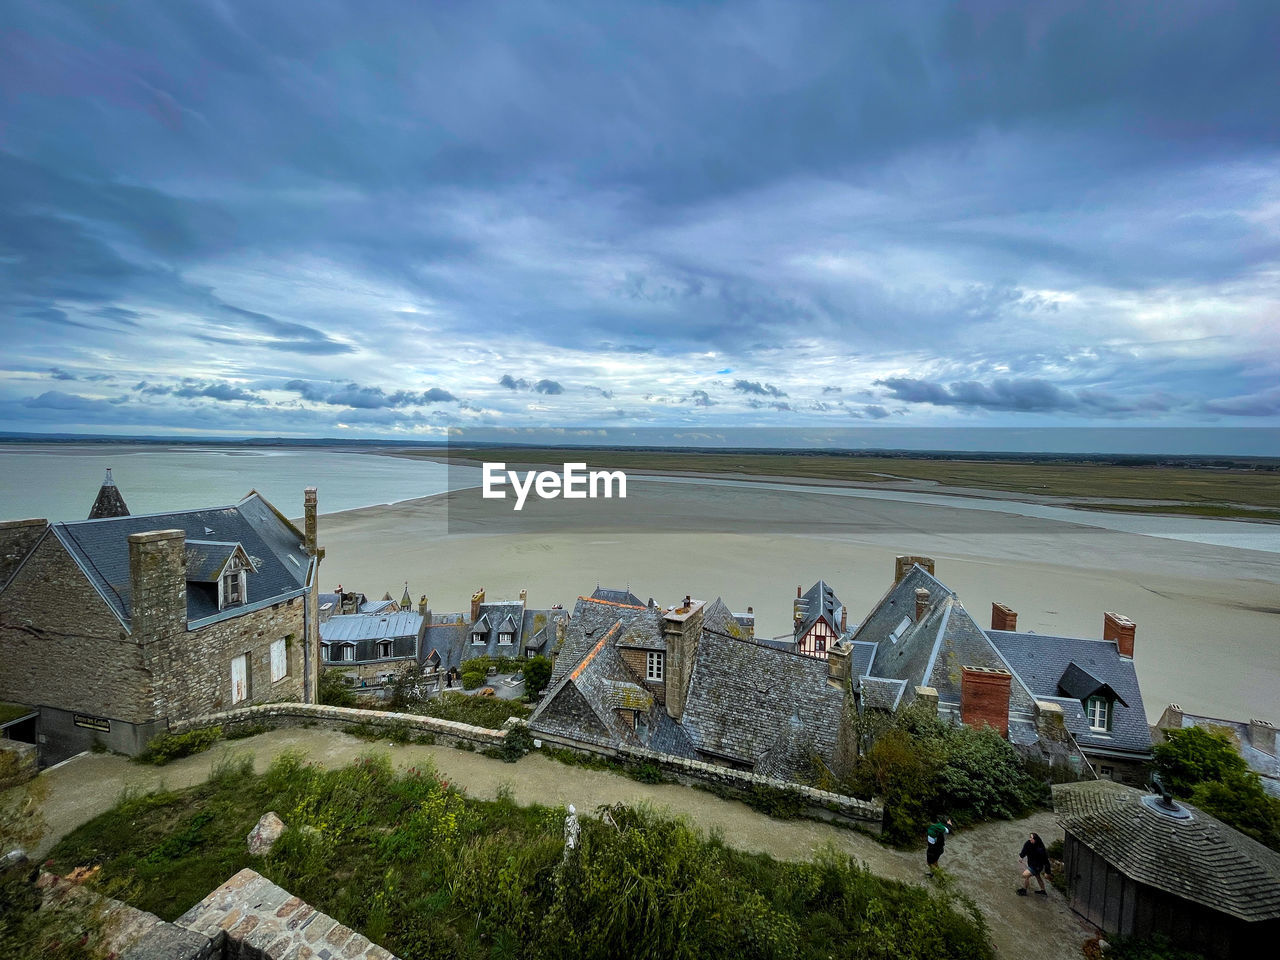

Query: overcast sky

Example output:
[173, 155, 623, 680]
[1, 1, 1278, 440]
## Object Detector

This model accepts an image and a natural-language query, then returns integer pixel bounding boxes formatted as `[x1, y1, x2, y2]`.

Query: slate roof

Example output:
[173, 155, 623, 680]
[88, 469, 129, 520]
[360, 598, 397, 615]
[859, 676, 908, 712]
[184, 540, 254, 582]
[1054, 779, 1280, 922]
[321, 612, 422, 643]
[681, 605, 845, 774]
[590, 586, 645, 607]
[794, 580, 843, 641]
[989, 629, 1151, 757]
[51, 492, 309, 627]
[416, 616, 469, 673]
[551, 595, 647, 684]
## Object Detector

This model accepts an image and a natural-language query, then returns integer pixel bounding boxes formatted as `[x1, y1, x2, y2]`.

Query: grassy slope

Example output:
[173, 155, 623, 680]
[47, 753, 993, 960]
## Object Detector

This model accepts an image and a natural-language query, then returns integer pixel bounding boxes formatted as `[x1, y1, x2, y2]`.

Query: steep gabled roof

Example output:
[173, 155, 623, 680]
[51, 492, 309, 627]
[794, 580, 842, 639]
[590, 586, 645, 607]
[989, 629, 1150, 756]
[184, 540, 255, 582]
[1055, 780, 1280, 922]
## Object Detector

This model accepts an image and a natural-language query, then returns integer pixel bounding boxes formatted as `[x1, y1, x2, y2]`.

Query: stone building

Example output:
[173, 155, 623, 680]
[1153, 704, 1279, 797]
[0, 483, 323, 764]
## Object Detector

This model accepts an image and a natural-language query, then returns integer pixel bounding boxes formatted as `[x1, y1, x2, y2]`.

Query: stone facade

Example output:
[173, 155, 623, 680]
[0, 490, 321, 764]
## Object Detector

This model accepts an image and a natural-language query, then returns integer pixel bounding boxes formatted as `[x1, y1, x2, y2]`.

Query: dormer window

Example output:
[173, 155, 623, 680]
[646, 650, 664, 682]
[377, 640, 394, 659]
[471, 631, 485, 645]
[339, 643, 355, 662]
[499, 632, 514, 645]
[222, 568, 244, 607]
[1086, 696, 1111, 732]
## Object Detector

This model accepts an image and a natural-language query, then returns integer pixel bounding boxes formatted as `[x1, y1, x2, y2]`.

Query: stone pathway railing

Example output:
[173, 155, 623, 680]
[169, 702, 507, 750]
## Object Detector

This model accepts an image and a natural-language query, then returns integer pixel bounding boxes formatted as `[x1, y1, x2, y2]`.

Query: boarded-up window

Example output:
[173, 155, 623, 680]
[231, 654, 249, 704]
[270, 638, 288, 682]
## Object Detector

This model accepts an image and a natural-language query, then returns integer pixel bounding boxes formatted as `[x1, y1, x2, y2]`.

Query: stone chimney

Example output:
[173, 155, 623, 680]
[1034, 700, 1069, 743]
[960, 666, 1012, 738]
[1103, 612, 1135, 659]
[914, 686, 939, 716]
[128, 530, 187, 639]
[827, 641, 852, 688]
[1250, 718, 1277, 757]
[663, 597, 705, 721]
[991, 602, 1018, 632]
[915, 588, 930, 621]
[471, 587, 485, 622]
[519, 588, 528, 605]
[418, 595, 431, 625]
[894, 555, 935, 584]
[304, 487, 318, 557]
[89, 468, 130, 519]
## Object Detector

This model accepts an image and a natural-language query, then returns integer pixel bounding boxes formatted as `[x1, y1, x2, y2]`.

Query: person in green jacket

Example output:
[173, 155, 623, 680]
[926, 817, 953, 876]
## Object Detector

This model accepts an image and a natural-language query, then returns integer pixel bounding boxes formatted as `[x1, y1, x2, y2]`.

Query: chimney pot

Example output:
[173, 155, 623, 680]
[915, 588, 930, 621]
[747, 605, 753, 614]
[1103, 612, 1136, 658]
[991, 602, 1018, 632]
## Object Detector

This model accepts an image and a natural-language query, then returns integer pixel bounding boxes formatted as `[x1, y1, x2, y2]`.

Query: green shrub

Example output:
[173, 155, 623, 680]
[318, 669, 356, 708]
[225, 723, 270, 740]
[522, 655, 553, 699]
[460, 667, 487, 690]
[136, 726, 223, 765]
[483, 725, 534, 763]
[413, 692, 530, 728]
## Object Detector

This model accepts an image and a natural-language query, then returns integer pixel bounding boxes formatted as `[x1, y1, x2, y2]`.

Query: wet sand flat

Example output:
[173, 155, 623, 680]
[315, 478, 1280, 723]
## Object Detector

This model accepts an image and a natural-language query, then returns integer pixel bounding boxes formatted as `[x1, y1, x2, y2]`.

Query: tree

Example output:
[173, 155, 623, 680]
[318, 668, 356, 708]
[523, 655, 552, 700]
[1154, 726, 1280, 851]
[1153, 727, 1249, 797]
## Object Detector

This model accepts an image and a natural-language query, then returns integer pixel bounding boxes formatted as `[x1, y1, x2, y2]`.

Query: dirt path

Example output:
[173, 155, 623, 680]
[19, 728, 1095, 960]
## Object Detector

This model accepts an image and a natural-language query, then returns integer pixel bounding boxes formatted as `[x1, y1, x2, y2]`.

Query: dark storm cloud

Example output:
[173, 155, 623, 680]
[690, 390, 715, 407]
[875, 377, 1170, 415]
[1, 1, 1279, 433]
[733, 380, 788, 399]
[282, 380, 457, 408]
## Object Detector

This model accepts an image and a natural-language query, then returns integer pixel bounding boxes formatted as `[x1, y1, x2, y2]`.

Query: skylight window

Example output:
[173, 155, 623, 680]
[890, 617, 911, 643]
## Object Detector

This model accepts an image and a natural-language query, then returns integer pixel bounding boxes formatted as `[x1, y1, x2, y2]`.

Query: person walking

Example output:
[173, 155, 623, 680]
[926, 817, 953, 877]
[1017, 832, 1051, 896]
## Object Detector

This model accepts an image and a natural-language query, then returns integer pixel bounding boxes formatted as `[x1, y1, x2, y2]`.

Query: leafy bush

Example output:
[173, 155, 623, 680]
[318, 669, 356, 708]
[136, 726, 222, 765]
[523, 655, 553, 699]
[1155, 726, 1280, 850]
[460, 666, 487, 690]
[483, 724, 534, 763]
[46, 756, 996, 960]
[416, 692, 530, 728]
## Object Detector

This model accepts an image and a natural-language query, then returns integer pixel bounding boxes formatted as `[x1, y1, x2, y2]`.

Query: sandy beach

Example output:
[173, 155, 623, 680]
[316, 475, 1280, 724]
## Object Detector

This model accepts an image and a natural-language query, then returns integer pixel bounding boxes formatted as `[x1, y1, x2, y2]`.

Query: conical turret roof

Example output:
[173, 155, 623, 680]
[88, 468, 130, 519]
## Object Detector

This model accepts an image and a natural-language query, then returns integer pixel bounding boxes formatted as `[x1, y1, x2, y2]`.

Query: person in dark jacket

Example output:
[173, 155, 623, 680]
[925, 817, 953, 877]
[1017, 832, 1051, 895]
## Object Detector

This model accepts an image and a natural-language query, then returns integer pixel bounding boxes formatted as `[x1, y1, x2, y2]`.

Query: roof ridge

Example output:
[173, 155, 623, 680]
[578, 595, 646, 610]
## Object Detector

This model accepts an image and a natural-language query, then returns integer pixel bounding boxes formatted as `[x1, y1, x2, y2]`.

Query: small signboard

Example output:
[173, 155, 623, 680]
[73, 713, 111, 733]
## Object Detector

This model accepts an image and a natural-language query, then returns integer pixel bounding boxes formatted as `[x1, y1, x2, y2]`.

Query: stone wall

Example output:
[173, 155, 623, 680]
[0, 533, 154, 723]
[530, 727, 885, 833]
[149, 599, 307, 720]
[179, 868, 398, 959]
[169, 702, 507, 750]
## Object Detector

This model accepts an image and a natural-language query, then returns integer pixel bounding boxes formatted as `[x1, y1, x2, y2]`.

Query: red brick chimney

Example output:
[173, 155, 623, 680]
[797, 585, 802, 598]
[914, 588, 930, 621]
[840, 606, 848, 633]
[960, 666, 1012, 738]
[991, 603, 1018, 632]
[1103, 612, 1135, 659]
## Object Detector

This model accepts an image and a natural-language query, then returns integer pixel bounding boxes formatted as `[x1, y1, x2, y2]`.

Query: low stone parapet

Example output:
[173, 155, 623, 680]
[529, 727, 885, 833]
[178, 868, 399, 959]
[168, 702, 506, 750]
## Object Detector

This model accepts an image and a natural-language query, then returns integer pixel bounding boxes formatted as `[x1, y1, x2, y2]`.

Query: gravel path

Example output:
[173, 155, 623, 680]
[19, 728, 1095, 960]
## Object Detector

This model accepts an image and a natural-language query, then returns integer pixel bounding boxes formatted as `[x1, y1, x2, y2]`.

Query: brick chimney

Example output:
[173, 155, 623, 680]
[1250, 718, 1277, 757]
[894, 555, 935, 584]
[128, 530, 188, 639]
[840, 606, 848, 633]
[826, 641, 852, 688]
[991, 603, 1018, 632]
[1103, 612, 1135, 659]
[471, 587, 485, 622]
[304, 487, 318, 557]
[797, 585, 802, 598]
[915, 588, 930, 621]
[663, 598, 705, 721]
[960, 666, 1012, 738]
